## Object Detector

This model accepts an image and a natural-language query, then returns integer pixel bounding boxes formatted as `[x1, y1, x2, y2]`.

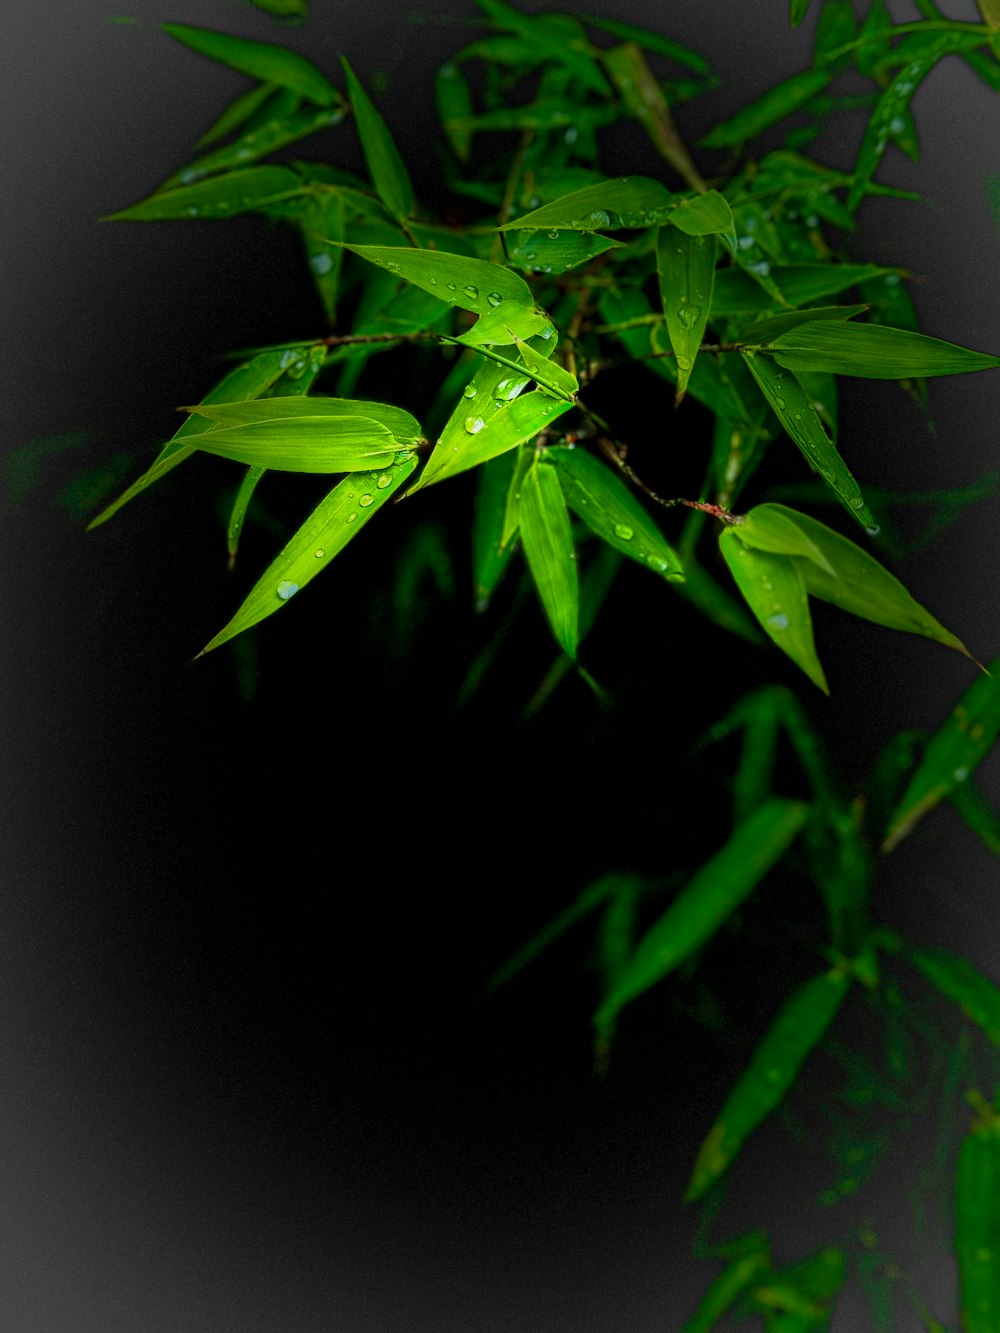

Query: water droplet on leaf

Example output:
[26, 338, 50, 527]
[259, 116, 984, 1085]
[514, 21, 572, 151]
[465, 417, 485, 434]
[613, 523, 634, 541]
[276, 581, 299, 600]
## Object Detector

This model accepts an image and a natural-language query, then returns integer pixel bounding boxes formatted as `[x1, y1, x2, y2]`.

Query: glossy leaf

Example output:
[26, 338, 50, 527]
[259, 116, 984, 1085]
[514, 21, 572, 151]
[657, 229, 715, 402]
[910, 949, 1000, 1046]
[686, 969, 850, 1201]
[500, 177, 675, 231]
[471, 451, 518, 610]
[512, 338, 577, 401]
[105, 165, 305, 222]
[183, 394, 422, 444]
[504, 227, 624, 274]
[778, 506, 971, 658]
[418, 391, 572, 490]
[342, 58, 414, 222]
[957, 1105, 1000, 1333]
[542, 446, 684, 579]
[771, 319, 1000, 378]
[475, 0, 610, 96]
[733, 504, 835, 573]
[227, 465, 265, 565]
[595, 799, 809, 1032]
[200, 454, 418, 653]
[161, 23, 337, 106]
[666, 191, 735, 241]
[711, 263, 893, 315]
[88, 350, 290, 529]
[884, 658, 1000, 850]
[719, 530, 828, 693]
[848, 31, 984, 210]
[519, 457, 579, 658]
[739, 303, 868, 347]
[338, 242, 535, 319]
[700, 71, 832, 148]
[742, 352, 875, 529]
[186, 413, 409, 472]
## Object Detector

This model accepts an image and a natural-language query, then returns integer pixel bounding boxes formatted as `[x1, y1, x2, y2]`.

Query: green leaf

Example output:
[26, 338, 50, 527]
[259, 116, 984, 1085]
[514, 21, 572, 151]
[682, 1248, 773, 1333]
[474, 0, 610, 96]
[161, 23, 337, 106]
[910, 949, 1000, 1046]
[297, 190, 345, 323]
[776, 505, 971, 657]
[672, 557, 764, 643]
[884, 658, 1000, 851]
[250, 0, 308, 15]
[164, 104, 342, 189]
[741, 352, 876, 530]
[771, 319, 1000, 378]
[512, 338, 577, 401]
[582, 13, 711, 72]
[104, 165, 305, 222]
[184, 413, 410, 472]
[341, 58, 415, 222]
[435, 60, 475, 161]
[418, 390, 572, 490]
[951, 779, 1000, 855]
[700, 71, 832, 148]
[733, 504, 835, 573]
[337, 242, 535, 319]
[195, 80, 278, 149]
[686, 969, 850, 1200]
[471, 451, 518, 610]
[595, 799, 809, 1032]
[500, 176, 675, 231]
[519, 457, 579, 658]
[657, 229, 716, 402]
[504, 227, 624, 274]
[200, 454, 418, 653]
[711, 264, 893, 315]
[542, 446, 684, 579]
[226, 465, 266, 565]
[87, 350, 290, 529]
[739, 304, 869, 347]
[719, 530, 829, 694]
[790, 0, 814, 27]
[958, 1110, 1000, 1333]
[853, 0, 893, 78]
[848, 31, 985, 211]
[182, 394, 422, 443]
[601, 42, 706, 187]
[666, 191, 735, 241]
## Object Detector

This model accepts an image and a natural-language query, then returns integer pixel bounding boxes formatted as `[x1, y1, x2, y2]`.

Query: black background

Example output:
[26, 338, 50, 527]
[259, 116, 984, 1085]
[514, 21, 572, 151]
[3, 1, 999, 1327]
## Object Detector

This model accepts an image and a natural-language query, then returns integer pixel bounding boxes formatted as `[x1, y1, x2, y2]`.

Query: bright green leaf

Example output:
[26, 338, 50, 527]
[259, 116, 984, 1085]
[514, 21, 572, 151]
[771, 319, 1000, 379]
[700, 71, 832, 148]
[182, 394, 422, 443]
[519, 457, 579, 658]
[162, 23, 337, 106]
[686, 969, 850, 1200]
[185, 413, 409, 472]
[199, 454, 417, 653]
[417, 390, 571, 490]
[337, 242, 535, 319]
[733, 504, 835, 573]
[657, 228, 716, 401]
[341, 58, 415, 222]
[513, 337, 577, 401]
[667, 191, 735, 241]
[504, 227, 624, 274]
[104, 165, 305, 222]
[720, 530, 829, 693]
[500, 176, 675, 231]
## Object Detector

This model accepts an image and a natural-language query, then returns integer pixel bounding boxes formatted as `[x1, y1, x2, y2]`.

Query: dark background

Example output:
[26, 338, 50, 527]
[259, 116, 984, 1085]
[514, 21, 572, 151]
[2, 1, 999, 1327]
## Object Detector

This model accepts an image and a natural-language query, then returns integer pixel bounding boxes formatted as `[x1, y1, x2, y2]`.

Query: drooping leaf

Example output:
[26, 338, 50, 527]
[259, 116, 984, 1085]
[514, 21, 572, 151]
[519, 456, 579, 658]
[88, 350, 291, 529]
[184, 413, 411, 472]
[700, 71, 833, 148]
[770, 319, 1000, 379]
[500, 177, 675, 231]
[742, 351, 876, 529]
[417, 390, 572, 490]
[884, 658, 1000, 850]
[658, 229, 715, 402]
[686, 969, 850, 1200]
[475, 0, 611, 96]
[226, 465, 266, 566]
[848, 31, 985, 210]
[601, 42, 705, 187]
[182, 394, 423, 443]
[957, 1103, 1000, 1333]
[104, 165, 306, 222]
[471, 451, 519, 611]
[733, 504, 835, 573]
[161, 23, 338, 106]
[337, 242, 536, 320]
[711, 264, 893, 315]
[595, 799, 809, 1033]
[297, 189, 345, 322]
[909, 949, 1000, 1047]
[341, 58, 415, 222]
[199, 454, 418, 653]
[951, 779, 1000, 855]
[542, 445, 684, 579]
[719, 530, 829, 693]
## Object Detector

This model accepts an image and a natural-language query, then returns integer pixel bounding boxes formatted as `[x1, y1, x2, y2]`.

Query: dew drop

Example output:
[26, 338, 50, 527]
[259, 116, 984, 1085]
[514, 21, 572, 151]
[850, 497, 865, 510]
[376, 472, 392, 489]
[446, 282, 457, 292]
[429, 277, 439, 285]
[613, 523, 634, 541]
[462, 284, 479, 300]
[463, 384, 478, 399]
[547, 229, 560, 240]
[953, 767, 970, 783]
[676, 354, 692, 371]
[276, 581, 299, 600]
[677, 305, 698, 329]
[346, 512, 358, 524]
[359, 494, 374, 508]
[465, 417, 485, 434]
[766, 613, 789, 631]
[865, 524, 881, 537]
[486, 292, 503, 308]
[310, 252, 333, 276]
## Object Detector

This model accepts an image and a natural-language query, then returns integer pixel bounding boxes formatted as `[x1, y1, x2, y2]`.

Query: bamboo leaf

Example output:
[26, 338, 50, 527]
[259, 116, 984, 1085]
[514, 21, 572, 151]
[161, 23, 337, 106]
[504, 227, 624, 274]
[595, 799, 809, 1032]
[742, 351, 876, 529]
[771, 319, 1000, 379]
[186, 414, 410, 472]
[500, 176, 675, 231]
[601, 42, 706, 186]
[512, 338, 577, 401]
[519, 457, 579, 658]
[196, 80, 278, 149]
[950, 779, 1000, 855]
[910, 949, 1000, 1046]
[341, 58, 415, 222]
[790, 0, 814, 28]
[720, 530, 829, 694]
[700, 71, 832, 148]
[471, 451, 518, 611]
[739, 304, 869, 347]
[200, 455, 418, 653]
[297, 190, 345, 323]
[666, 191, 735, 241]
[435, 60, 475, 161]
[183, 394, 423, 443]
[250, 0, 308, 16]
[733, 504, 835, 573]
[542, 446, 684, 580]
[417, 390, 572, 490]
[104, 165, 305, 222]
[475, 0, 610, 96]
[711, 263, 893, 315]
[337, 242, 535, 319]
[884, 659, 1000, 850]
[957, 1105, 1000, 1333]
[165, 105, 342, 188]
[686, 969, 850, 1200]
[226, 465, 265, 566]
[657, 229, 716, 401]
[582, 14, 711, 72]
[682, 1248, 772, 1332]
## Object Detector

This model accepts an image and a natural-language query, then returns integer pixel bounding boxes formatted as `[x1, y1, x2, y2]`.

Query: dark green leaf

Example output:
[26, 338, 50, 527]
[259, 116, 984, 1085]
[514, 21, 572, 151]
[297, 190, 345, 322]
[475, 0, 610, 95]
[543, 446, 684, 579]
[700, 71, 832, 148]
[854, 0, 893, 78]
[435, 60, 475, 161]
[161, 23, 337, 106]
[250, 0, 308, 15]
[501, 176, 675, 231]
[601, 42, 705, 187]
[686, 969, 850, 1200]
[104, 165, 305, 222]
[910, 949, 1000, 1046]
[165, 104, 342, 189]
[742, 352, 876, 529]
[595, 799, 809, 1032]
[719, 530, 828, 693]
[682, 1247, 772, 1332]
[957, 1107, 1000, 1333]
[813, 0, 857, 69]
[790, 0, 814, 28]
[196, 80, 278, 149]
[950, 779, 1000, 855]
[471, 451, 518, 611]
[739, 304, 868, 347]
[200, 454, 418, 653]
[583, 13, 710, 72]
[341, 59, 415, 223]
[658, 228, 715, 402]
[711, 264, 893, 315]
[519, 457, 579, 658]
[884, 658, 1000, 850]
[771, 319, 1000, 378]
